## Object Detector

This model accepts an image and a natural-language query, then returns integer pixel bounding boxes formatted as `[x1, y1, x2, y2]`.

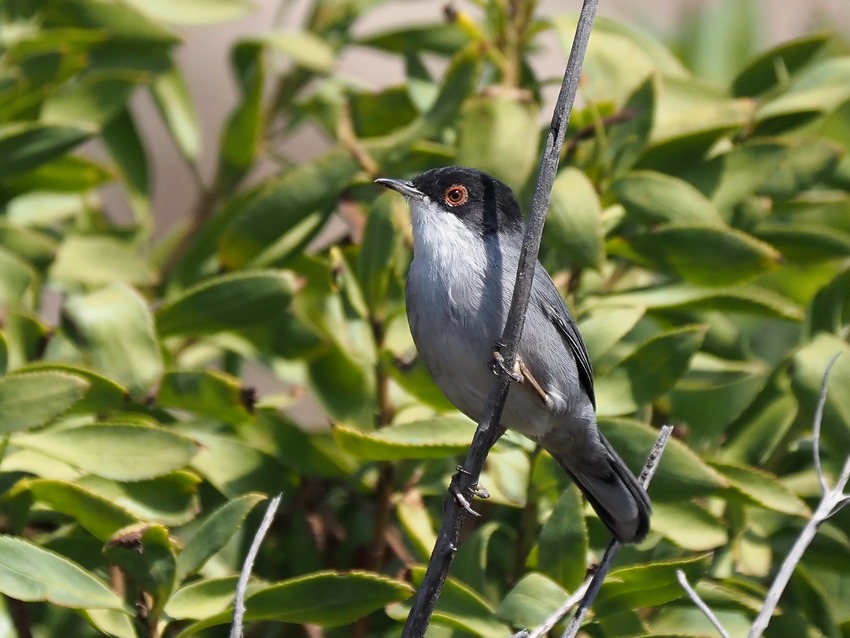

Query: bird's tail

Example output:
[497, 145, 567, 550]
[549, 433, 651, 544]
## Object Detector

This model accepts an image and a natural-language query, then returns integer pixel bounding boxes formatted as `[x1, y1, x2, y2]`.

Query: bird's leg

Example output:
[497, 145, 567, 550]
[491, 343, 551, 406]
[450, 464, 494, 517]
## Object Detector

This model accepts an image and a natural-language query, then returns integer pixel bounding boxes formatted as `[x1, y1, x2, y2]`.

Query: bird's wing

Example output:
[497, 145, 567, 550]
[535, 265, 596, 408]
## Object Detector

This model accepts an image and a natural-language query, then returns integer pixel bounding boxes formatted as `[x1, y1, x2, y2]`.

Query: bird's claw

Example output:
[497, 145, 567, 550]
[450, 465, 489, 515]
[491, 350, 524, 383]
[450, 485, 481, 517]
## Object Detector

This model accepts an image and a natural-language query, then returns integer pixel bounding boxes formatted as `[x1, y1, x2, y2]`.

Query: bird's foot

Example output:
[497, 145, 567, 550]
[491, 347, 524, 383]
[450, 465, 490, 516]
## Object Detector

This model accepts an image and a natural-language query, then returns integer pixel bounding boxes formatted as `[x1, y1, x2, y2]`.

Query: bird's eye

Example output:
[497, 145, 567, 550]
[443, 185, 469, 207]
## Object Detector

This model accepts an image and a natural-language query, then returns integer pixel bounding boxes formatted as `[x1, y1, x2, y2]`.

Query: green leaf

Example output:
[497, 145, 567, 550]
[756, 57, 850, 131]
[151, 65, 201, 161]
[262, 31, 335, 73]
[218, 152, 359, 268]
[104, 524, 176, 616]
[456, 95, 539, 190]
[598, 418, 728, 501]
[63, 284, 163, 397]
[732, 33, 831, 96]
[124, 0, 253, 25]
[612, 171, 725, 226]
[0, 535, 129, 611]
[50, 235, 158, 286]
[393, 566, 509, 637]
[158, 369, 254, 424]
[13, 362, 129, 414]
[577, 306, 645, 363]
[711, 462, 810, 516]
[790, 334, 850, 450]
[0, 371, 88, 433]
[357, 197, 398, 314]
[535, 485, 587, 591]
[181, 571, 413, 635]
[41, 71, 139, 128]
[0, 122, 90, 177]
[496, 572, 570, 630]
[612, 223, 781, 286]
[156, 271, 297, 337]
[102, 107, 149, 221]
[351, 86, 419, 137]
[16, 423, 199, 481]
[47, 0, 179, 44]
[187, 430, 293, 498]
[15, 478, 137, 541]
[595, 325, 707, 416]
[175, 492, 266, 582]
[332, 417, 474, 461]
[544, 167, 604, 270]
[164, 576, 239, 620]
[307, 343, 375, 430]
[0, 247, 37, 306]
[0, 222, 58, 269]
[755, 138, 843, 200]
[590, 283, 804, 321]
[595, 555, 710, 613]
[651, 501, 728, 550]
[806, 268, 850, 337]
[380, 349, 455, 411]
[78, 472, 200, 527]
[754, 223, 850, 262]
[358, 23, 469, 56]
[6, 155, 112, 194]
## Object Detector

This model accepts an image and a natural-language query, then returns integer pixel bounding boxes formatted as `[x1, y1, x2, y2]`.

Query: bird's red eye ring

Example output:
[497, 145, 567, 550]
[443, 184, 468, 207]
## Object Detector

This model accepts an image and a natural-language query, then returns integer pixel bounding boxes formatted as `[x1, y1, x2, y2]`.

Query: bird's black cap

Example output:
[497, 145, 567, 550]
[377, 166, 524, 236]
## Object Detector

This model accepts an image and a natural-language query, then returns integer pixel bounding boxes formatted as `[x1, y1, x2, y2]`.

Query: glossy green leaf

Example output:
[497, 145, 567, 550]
[0, 122, 90, 176]
[218, 152, 359, 268]
[332, 417, 474, 461]
[358, 23, 469, 56]
[78, 472, 200, 527]
[598, 418, 728, 501]
[756, 138, 843, 200]
[63, 284, 163, 397]
[158, 369, 254, 424]
[151, 65, 201, 161]
[456, 95, 539, 190]
[545, 167, 604, 270]
[175, 492, 266, 581]
[496, 572, 570, 630]
[591, 283, 804, 321]
[806, 268, 850, 337]
[0, 222, 58, 269]
[732, 33, 831, 96]
[307, 343, 375, 430]
[595, 325, 707, 416]
[101, 106, 149, 220]
[16, 479, 137, 541]
[357, 196, 398, 314]
[651, 501, 728, 550]
[577, 306, 645, 363]
[351, 85, 418, 137]
[0, 371, 88, 433]
[5, 154, 111, 194]
[50, 235, 158, 286]
[16, 423, 199, 481]
[6, 192, 87, 227]
[595, 555, 710, 613]
[0, 536, 128, 611]
[754, 223, 850, 262]
[380, 349, 455, 411]
[612, 171, 725, 226]
[47, 0, 179, 43]
[789, 334, 850, 450]
[3, 310, 48, 370]
[535, 485, 587, 591]
[0, 246, 37, 306]
[181, 571, 413, 635]
[388, 566, 509, 637]
[711, 462, 810, 516]
[164, 576, 239, 620]
[156, 270, 297, 337]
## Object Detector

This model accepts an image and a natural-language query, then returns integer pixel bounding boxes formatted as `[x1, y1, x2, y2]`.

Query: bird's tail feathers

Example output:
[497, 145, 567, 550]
[554, 434, 651, 544]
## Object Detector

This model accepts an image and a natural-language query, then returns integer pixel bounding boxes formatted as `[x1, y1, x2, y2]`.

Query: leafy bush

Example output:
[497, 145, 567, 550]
[0, 1, 849, 637]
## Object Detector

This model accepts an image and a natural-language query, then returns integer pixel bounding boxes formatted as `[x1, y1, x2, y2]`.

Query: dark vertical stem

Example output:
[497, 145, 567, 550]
[400, 1, 599, 636]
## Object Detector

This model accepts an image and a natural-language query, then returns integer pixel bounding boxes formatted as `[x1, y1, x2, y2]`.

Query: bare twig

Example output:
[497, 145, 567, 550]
[230, 494, 283, 638]
[676, 570, 731, 638]
[746, 354, 848, 638]
[399, 2, 599, 636]
[559, 426, 673, 638]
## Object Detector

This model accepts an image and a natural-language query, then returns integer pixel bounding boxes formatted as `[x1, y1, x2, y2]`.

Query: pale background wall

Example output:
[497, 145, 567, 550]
[127, 0, 850, 237]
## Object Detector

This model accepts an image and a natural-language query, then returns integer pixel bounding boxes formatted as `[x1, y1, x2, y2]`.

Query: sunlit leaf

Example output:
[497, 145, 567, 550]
[332, 418, 474, 460]
[545, 167, 604, 270]
[0, 371, 88, 434]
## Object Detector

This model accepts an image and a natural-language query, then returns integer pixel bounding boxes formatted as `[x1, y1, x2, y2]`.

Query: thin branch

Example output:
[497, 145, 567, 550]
[399, 1, 599, 636]
[812, 352, 841, 494]
[560, 426, 672, 638]
[747, 354, 848, 638]
[676, 570, 731, 638]
[230, 494, 283, 638]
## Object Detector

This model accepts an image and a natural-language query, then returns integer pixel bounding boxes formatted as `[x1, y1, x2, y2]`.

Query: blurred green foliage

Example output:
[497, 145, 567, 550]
[0, 0, 849, 636]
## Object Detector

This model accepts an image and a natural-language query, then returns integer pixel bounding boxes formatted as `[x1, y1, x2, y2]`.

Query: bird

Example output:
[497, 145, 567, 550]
[375, 166, 651, 543]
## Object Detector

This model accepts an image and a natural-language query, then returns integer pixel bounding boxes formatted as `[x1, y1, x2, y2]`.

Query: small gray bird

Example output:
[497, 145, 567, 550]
[376, 166, 650, 543]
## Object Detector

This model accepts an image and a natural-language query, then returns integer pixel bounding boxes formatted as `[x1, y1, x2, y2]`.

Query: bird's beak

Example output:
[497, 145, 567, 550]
[374, 178, 425, 201]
